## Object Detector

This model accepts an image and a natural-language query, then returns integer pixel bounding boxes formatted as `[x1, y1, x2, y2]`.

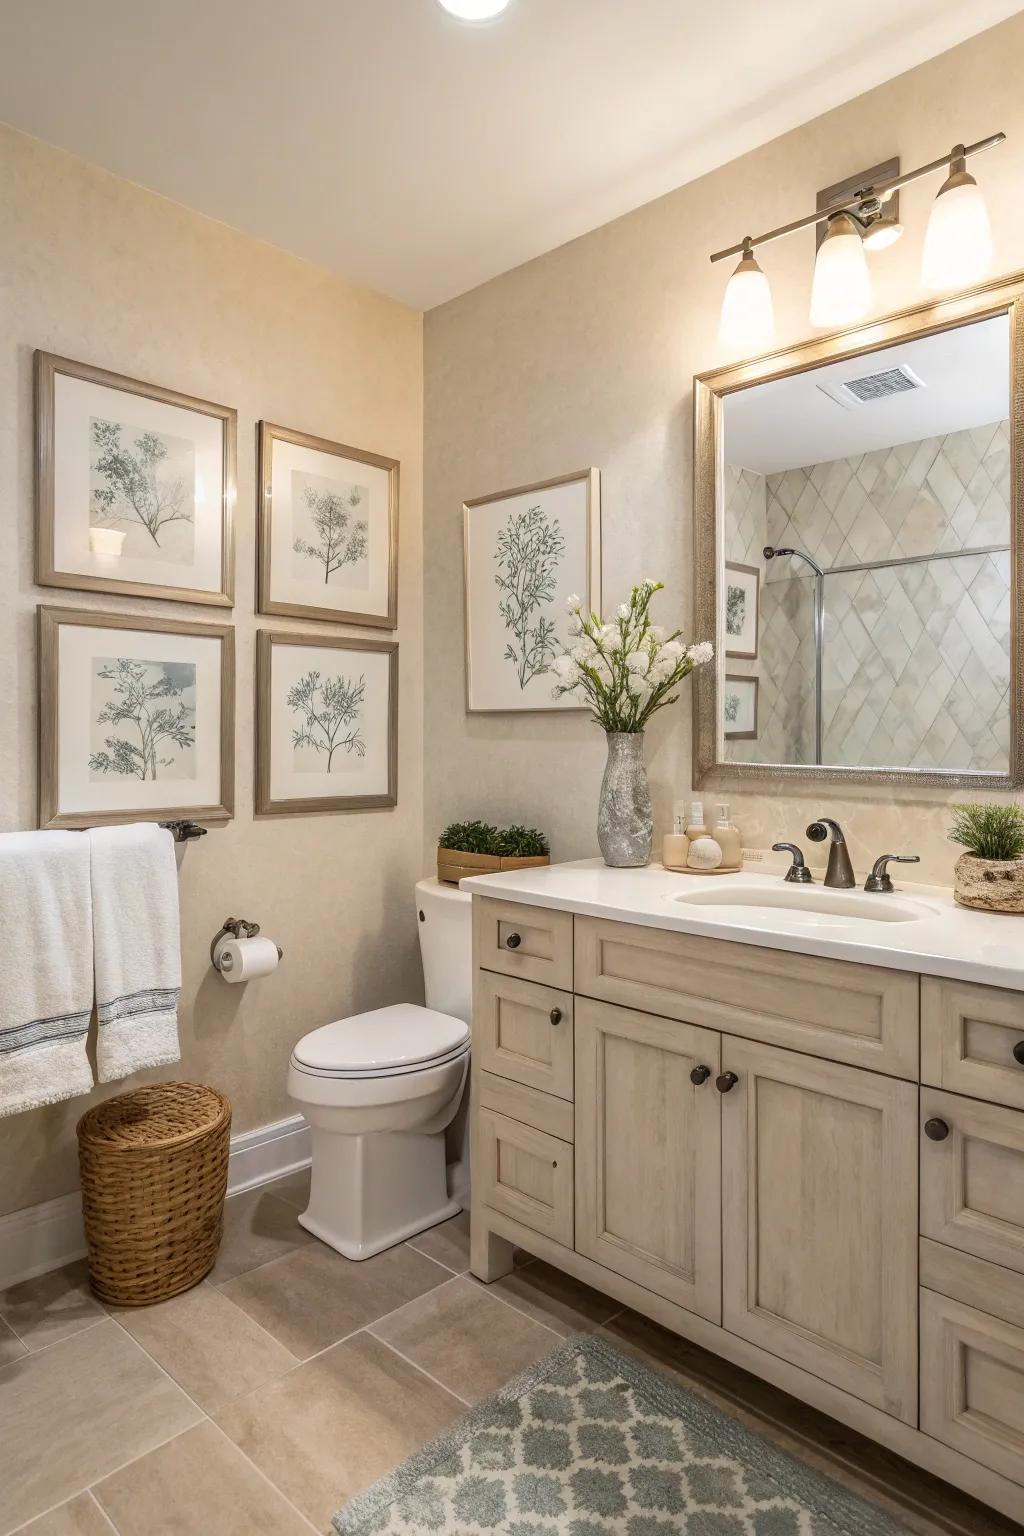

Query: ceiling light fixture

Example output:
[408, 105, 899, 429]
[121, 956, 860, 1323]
[436, 0, 512, 19]
[710, 132, 1004, 350]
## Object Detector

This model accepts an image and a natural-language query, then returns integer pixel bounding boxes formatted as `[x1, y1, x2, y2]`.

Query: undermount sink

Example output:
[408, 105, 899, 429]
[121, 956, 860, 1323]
[668, 884, 931, 925]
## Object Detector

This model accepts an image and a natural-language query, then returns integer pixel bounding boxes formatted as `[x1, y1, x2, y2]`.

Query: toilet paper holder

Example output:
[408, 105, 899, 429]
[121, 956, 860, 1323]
[210, 916, 284, 968]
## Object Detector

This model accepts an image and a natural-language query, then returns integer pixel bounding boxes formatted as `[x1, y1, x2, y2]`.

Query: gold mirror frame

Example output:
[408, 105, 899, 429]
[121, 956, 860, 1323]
[693, 270, 1024, 789]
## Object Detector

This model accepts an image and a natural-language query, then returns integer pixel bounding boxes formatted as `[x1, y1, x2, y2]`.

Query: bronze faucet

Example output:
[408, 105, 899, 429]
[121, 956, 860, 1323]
[806, 818, 855, 888]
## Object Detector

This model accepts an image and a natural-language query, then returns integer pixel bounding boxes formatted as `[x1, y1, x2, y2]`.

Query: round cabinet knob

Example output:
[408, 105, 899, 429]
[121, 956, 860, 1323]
[549, 1007, 563, 1026]
[924, 1118, 950, 1142]
[715, 1071, 739, 1094]
[1013, 1041, 1024, 1066]
[505, 932, 522, 950]
[690, 1065, 712, 1085]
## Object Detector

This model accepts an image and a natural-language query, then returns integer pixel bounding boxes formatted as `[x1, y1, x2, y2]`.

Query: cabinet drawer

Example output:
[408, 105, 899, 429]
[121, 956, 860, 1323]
[921, 1287, 1024, 1488]
[474, 970, 573, 1100]
[576, 916, 919, 1078]
[921, 1088, 1024, 1276]
[475, 1107, 573, 1247]
[473, 897, 573, 990]
[478, 1070, 574, 1142]
[920, 1240, 1024, 1330]
[922, 977, 1024, 1112]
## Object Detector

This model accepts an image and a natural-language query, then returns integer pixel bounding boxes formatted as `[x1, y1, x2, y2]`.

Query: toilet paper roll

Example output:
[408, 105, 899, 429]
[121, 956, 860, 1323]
[216, 934, 280, 983]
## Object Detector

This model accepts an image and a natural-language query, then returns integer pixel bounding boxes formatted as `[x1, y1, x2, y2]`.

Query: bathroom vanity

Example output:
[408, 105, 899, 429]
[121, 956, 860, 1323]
[464, 861, 1024, 1523]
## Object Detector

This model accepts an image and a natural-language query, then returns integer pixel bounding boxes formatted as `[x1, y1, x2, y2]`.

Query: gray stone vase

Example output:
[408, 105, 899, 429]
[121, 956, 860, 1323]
[597, 731, 653, 867]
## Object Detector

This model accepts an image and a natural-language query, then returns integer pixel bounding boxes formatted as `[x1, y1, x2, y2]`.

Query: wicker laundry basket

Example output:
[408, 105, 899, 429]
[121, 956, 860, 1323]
[77, 1082, 231, 1306]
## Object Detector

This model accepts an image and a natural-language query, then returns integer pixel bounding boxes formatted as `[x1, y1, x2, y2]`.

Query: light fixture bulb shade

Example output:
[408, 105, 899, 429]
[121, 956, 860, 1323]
[437, 0, 512, 17]
[862, 217, 904, 252]
[718, 250, 775, 353]
[809, 213, 872, 329]
[921, 171, 993, 290]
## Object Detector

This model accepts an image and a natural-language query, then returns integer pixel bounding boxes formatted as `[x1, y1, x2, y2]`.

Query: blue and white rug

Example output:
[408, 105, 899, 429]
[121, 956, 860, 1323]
[334, 1332, 910, 1535]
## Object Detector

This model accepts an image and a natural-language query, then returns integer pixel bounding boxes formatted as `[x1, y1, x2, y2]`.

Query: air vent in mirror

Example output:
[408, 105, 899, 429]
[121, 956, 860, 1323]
[817, 363, 926, 410]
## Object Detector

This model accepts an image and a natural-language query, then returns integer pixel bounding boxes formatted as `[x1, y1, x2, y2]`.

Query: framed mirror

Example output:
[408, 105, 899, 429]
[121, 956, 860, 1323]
[693, 272, 1024, 788]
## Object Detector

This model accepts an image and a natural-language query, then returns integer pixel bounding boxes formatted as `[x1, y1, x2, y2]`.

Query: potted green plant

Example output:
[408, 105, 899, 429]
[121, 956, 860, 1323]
[551, 579, 713, 867]
[437, 821, 550, 885]
[949, 803, 1024, 912]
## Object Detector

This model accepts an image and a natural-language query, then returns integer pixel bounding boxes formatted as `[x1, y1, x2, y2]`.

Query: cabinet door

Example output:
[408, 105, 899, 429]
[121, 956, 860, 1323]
[574, 997, 721, 1322]
[721, 1037, 918, 1423]
[921, 1087, 1024, 1275]
[474, 970, 574, 1100]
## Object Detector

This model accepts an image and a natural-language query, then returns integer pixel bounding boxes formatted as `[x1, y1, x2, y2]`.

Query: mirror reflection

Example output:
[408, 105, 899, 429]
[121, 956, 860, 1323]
[720, 314, 1011, 772]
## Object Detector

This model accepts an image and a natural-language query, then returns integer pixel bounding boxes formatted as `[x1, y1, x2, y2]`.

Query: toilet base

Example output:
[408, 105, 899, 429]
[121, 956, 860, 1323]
[299, 1126, 461, 1261]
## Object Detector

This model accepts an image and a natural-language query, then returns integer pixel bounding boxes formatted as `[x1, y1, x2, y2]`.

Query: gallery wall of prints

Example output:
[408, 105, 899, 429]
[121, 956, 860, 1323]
[35, 353, 400, 826]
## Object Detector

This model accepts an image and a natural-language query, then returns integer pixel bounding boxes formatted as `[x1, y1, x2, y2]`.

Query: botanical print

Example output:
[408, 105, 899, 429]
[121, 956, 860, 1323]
[89, 415, 196, 564]
[291, 469, 369, 589]
[723, 687, 740, 725]
[725, 581, 746, 637]
[494, 503, 565, 689]
[288, 669, 367, 772]
[723, 674, 758, 739]
[89, 656, 197, 781]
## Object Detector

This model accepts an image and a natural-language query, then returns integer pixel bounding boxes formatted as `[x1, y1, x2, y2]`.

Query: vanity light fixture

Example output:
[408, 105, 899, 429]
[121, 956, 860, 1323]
[921, 147, 995, 290]
[436, 0, 512, 18]
[711, 132, 1005, 346]
[718, 239, 775, 351]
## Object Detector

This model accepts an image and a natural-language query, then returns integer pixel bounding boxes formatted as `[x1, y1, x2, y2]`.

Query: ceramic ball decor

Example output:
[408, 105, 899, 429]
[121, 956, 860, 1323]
[688, 836, 724, 869]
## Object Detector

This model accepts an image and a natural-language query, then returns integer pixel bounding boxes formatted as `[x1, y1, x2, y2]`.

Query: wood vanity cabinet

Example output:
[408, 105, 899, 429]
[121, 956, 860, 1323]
[469, 897, 1024, 1523]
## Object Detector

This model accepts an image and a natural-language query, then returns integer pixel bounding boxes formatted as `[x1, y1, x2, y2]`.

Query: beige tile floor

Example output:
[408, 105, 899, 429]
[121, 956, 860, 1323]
[0, 1172, 996, 1536]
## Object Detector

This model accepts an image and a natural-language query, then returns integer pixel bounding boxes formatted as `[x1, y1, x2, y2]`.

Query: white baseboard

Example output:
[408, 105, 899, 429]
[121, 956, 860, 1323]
[0, 1113, 310, 1291]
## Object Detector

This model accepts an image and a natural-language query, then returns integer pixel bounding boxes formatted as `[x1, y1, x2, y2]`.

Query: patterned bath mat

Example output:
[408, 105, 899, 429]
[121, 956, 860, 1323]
[334, 1332, 911, 1534]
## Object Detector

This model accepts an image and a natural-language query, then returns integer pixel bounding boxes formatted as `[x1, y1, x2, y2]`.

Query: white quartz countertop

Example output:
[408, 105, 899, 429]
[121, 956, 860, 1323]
[460, 858, 1024, 991]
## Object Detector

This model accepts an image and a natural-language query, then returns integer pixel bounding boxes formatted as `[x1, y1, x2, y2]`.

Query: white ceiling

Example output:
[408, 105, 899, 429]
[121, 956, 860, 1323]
[0, 0, 1019, 310]
[724, 315, 1010, 474]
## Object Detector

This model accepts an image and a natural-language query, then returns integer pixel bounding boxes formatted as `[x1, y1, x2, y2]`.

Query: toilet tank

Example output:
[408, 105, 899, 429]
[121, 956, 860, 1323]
[415, 877, 472, 1024]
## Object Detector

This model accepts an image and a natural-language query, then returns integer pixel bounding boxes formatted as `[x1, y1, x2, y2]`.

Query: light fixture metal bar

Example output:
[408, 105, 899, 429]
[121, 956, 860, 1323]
[710, 132, 1005, 264]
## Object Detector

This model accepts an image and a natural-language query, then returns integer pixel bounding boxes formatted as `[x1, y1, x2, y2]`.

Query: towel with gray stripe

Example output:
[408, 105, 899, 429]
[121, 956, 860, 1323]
[0, 823, 181, 1117]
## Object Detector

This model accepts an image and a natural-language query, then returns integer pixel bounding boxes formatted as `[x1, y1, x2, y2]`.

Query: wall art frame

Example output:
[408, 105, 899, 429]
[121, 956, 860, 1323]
[35, 352, 236, 607]
[39, 605, 235, 829]
[257, 421, 399, 629]
[255, 629, 398, 816]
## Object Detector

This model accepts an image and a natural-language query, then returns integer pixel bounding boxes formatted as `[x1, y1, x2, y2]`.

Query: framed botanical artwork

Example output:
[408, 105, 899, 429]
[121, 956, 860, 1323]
[724, 561, 759, 659]
[463, 468, 601, 712]
[723, 673, 759, 740]
[35, 352, 236, 606]
[38, 606, 235, 829]
[255, 631, 397, 816]
[257, 421, 398, 628]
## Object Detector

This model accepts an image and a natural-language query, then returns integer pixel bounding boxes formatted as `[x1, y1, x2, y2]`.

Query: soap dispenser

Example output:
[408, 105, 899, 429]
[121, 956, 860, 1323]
[713, 802, 742, 871]
[684, 800, 709, 841]
[662, 801, 691, 871]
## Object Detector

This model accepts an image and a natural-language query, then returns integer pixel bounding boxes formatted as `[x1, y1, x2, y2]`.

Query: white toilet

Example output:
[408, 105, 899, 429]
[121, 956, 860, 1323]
[287, 877, 471, 1260]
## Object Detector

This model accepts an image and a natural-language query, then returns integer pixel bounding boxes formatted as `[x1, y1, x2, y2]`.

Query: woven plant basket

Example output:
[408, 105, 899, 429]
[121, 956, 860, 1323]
[77, 1082, 231, 1307]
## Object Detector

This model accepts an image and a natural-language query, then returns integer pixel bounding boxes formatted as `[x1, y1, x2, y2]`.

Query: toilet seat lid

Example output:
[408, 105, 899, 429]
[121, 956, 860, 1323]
[292, 1003, 469, 1075]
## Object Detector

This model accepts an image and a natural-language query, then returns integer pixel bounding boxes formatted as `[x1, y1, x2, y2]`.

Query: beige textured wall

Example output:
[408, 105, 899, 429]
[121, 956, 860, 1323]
[423, 14, 1024, 887]
[0, 126, 424, 1216]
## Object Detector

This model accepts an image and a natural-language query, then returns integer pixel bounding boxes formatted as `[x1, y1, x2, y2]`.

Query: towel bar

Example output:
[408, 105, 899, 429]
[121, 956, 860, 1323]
[159, 820, 208, 843]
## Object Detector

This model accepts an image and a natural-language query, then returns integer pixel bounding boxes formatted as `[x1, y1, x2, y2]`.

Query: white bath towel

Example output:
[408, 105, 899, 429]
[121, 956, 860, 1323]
[0, 830, 94, 1118]
[89, 823, 182, 1083]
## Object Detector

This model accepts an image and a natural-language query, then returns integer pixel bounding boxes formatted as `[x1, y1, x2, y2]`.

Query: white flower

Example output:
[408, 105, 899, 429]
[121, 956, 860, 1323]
[564, 593, 581, 612]
[571, 644, 592, 666]
[551, 653, 575, 680]
[605, 630, 624, 651]
[687, 641, 714, 665]
[625, 651, 650, 675]
[648, 657, 673, 683]
[617, 602, 630, 619]
[642, 577, 660, 590]
[658, 640, 684, 665]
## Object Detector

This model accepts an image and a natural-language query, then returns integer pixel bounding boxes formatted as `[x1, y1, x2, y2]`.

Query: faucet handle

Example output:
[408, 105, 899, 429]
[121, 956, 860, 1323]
[772, 842, 813, 884]
[864, 853, 920, 894]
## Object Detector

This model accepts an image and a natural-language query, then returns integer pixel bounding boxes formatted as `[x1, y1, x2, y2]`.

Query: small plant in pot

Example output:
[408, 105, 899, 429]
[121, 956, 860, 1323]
[949, 803, 1024, 913]
[437, 821, 549, 885]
